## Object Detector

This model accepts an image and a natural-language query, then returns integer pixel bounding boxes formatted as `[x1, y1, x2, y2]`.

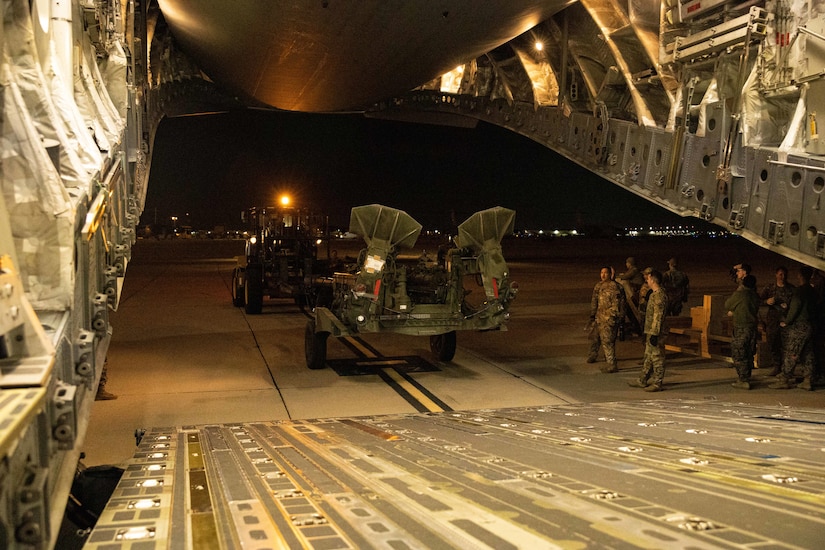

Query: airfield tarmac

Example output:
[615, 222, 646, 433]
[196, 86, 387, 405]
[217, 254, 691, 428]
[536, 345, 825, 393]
[80, 235, 825, 549]
[83, 234, 823, 467]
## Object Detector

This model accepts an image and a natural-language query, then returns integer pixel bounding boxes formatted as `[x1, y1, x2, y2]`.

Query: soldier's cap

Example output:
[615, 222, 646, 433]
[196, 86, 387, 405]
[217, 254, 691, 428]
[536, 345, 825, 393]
[642, 267, 654, 275]
[667, 257, 677, 265]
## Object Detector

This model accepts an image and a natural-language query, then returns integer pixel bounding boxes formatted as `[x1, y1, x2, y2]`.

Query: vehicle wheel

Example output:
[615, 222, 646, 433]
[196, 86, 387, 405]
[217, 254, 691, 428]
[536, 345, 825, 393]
[430, 331, 457, 362]
[232, 268, 245, 307]
[244, 265, 264, 314]
[305, 319, 329, 369]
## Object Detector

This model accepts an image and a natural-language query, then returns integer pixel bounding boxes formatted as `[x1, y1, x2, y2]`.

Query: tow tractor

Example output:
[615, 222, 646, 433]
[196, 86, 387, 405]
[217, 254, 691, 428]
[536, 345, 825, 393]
[232, 198, 331, 313]
[305, 204, 518, 368]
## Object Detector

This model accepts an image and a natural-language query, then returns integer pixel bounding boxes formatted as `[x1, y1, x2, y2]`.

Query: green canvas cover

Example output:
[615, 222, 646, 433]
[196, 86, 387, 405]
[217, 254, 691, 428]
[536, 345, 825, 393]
[349, 204, 422, 249]
[456, 207, 515, 251]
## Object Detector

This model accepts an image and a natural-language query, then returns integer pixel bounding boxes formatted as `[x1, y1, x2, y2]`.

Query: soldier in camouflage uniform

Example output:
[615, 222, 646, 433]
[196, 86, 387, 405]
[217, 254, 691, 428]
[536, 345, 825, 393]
[759, 266, 794, 375]
[637, 267, 654, 322]
[616, 257, 645, 334]
[726, 275, 760, 389]
[663, 257, 689, 316]
[770, 266, 818, 390]
[628, 270, 667, 391]
[587, 266, 626, 373]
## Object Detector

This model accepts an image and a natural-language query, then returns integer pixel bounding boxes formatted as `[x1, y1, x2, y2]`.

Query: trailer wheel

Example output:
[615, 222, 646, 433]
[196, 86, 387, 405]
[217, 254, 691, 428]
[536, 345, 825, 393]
[305, 319, 329, 369]
[244, 265, 264, 314]
[231, 267, 245, 307]
[430, 331, 457, 362]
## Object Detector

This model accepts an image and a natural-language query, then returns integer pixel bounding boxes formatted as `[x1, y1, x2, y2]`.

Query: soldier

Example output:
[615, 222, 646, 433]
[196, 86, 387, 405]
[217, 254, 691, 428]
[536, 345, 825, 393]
[637, 267, 654, 320]
[628, 269, 667, 391]
[616, 257, 645, 334]
[726, 275, 760, 389]
[759, 266, 794, 375]
[770, 266, 817, 390]
[634, 267, 655, 356]
[587, 266, 626, 373]
[663, 257, 689, 315]
[616, 257, 644, 302]
[732, 262, 751, 284]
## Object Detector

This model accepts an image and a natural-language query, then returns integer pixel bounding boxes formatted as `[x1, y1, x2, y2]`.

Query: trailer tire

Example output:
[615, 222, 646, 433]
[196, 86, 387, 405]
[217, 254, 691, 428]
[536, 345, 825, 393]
[232, 267, 245, 307]
[244, 265, 264, 314]
[305, 320, 329, 369]
[430, 331, 457, 362]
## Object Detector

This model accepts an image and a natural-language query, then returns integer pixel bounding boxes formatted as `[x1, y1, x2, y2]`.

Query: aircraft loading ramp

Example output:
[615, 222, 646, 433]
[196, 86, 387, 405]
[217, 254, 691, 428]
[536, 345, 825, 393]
[86, 400, 824, 549]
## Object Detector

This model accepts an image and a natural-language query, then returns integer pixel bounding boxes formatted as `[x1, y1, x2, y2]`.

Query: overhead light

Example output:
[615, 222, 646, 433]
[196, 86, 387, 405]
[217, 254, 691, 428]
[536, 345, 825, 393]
[534, 41, 543, 51]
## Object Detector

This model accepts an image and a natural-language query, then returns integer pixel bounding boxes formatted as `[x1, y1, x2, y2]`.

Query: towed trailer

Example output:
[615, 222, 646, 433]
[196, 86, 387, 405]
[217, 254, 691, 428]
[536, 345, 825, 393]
[305, 204, 518, 368]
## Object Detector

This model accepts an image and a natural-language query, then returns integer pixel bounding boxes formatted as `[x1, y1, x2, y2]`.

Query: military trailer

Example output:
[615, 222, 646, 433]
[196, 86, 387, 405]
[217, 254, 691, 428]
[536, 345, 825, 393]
[232, 203, 331, 314]
[305, 204, 518, 368]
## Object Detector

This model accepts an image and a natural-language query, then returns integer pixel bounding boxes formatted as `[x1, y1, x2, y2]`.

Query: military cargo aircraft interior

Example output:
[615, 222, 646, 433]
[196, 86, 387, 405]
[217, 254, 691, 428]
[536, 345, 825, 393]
[1, 1, 824, 548]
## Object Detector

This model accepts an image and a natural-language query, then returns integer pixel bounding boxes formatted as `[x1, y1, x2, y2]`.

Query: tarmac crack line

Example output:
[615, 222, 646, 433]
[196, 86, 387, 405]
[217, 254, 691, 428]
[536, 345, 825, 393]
[240, 311, 293, 420]
[460, 347, 579, 405]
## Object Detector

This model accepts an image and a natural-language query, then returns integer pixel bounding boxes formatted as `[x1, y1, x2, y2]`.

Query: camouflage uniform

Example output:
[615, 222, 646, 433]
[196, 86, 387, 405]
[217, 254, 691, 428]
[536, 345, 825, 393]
[617, 258, 645, 334]
[663, 267, 689, 316]
[758, 281, 794, 370]
[725, 285, 760, 382]
[639, 287, 667, 387]
[588, 277, 626, 372]
[616, 259, 644, 297]
[777, 284, 817, 384]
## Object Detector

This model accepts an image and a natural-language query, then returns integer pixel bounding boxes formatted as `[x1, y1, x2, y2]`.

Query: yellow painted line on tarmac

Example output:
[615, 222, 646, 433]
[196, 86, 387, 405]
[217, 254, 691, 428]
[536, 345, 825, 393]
[381, 367, 445, 413]
[343, 336, 445, 413]
[343, 336, 376, 357]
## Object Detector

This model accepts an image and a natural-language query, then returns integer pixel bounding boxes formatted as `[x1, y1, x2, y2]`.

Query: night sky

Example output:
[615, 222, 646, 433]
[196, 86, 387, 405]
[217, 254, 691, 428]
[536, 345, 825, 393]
[145, 110, 694, 233]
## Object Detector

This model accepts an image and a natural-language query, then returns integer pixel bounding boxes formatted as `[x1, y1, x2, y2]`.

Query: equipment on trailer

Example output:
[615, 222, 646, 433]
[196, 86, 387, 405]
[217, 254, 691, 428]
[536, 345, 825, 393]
[232, 203, 331, 314]
[305, 204, 518, 368]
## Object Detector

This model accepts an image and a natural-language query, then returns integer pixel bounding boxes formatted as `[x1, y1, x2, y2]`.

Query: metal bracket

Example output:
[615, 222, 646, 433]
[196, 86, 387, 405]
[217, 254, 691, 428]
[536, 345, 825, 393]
[768, 220, 785, 244]
[729, 204, 748, 229]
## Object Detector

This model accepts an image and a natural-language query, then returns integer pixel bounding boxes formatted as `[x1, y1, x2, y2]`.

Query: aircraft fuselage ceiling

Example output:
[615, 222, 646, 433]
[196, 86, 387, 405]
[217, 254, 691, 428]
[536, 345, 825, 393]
[1, 0, 824, 547]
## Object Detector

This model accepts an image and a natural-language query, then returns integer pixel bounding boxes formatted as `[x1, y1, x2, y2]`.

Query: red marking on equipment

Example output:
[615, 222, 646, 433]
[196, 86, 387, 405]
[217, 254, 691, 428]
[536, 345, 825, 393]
[686, 2, 701, 13]
[492, 278, 499, 298]
[374, 280, 381, 297]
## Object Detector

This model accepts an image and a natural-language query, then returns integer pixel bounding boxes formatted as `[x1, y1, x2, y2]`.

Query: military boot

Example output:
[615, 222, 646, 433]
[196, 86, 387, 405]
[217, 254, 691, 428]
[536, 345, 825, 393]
[796, 377, 813, 391]
[768, 378, 795, 389]
[96, 389, 118, 400]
